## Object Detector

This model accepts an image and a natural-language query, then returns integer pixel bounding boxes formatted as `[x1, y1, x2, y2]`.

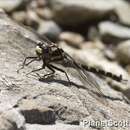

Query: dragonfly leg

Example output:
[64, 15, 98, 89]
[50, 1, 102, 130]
[17, 56, 38, 73]
[43, 65, 55, 78]
[48, 64, 71, 86]
[25, 58, 40, 66]
[26, 64, 45, 76]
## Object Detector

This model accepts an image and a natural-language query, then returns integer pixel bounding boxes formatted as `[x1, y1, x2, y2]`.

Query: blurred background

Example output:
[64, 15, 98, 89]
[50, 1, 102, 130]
[1, 0, 130, 93]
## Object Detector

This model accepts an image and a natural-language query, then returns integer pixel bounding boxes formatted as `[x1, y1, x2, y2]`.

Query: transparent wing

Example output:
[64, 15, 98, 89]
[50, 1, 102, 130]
[63, 52, 108, 105]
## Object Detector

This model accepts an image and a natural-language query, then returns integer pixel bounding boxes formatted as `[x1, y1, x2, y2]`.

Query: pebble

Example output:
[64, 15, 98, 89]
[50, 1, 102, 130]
[36, 8, 53, 20]
[48, 0, 115, 25]
[0, 116, 17, 130]
[25, 10, 40, 29]
[12, 11, 26, 23]
[114, 0, 130, 26]
[116, 40, 130, 65]
[38, 20, 62, 41]
[0, 109, 25, 130]
[98, 21, 130, 43]
[0, 0, 25, 12]
[59, 32, 84, 48]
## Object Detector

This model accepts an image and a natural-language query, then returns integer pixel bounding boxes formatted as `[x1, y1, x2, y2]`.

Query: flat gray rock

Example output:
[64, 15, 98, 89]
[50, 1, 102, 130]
[0, 108, 25, 130]
[38, 20, 61, 41]
[116, 40, 130, 65]
[114, 0, 130, 26]
[0, 0, 25, 12]
[0, 117, 18, 130]
[48, 0, 115, 25]
[98, 21, 130, 43]
[48, 0, 130, 26]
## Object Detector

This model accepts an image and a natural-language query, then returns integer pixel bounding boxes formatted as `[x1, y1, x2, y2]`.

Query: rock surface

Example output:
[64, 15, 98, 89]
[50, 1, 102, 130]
[116, 40, 130, 65]
[25, 123, 87, 130]
[36, 7, 53, 20]
[114, 0, 130, 25]
[19, 99, 56, 124]
[0, 10, 130, 130]
[0, 109, 25, 130]
[98, 21, 130, 43]
[0, 116, 18, 130]
[0, 0, 25, 12]
[59, 32, 84, 48]
[48, 0, 130, 26]
[48, 0, 115, 25]
[38, 20, 61, 41]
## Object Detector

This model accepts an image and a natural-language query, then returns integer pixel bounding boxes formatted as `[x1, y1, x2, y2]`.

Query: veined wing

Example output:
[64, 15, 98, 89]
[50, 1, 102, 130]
[63, 52, 108, 105]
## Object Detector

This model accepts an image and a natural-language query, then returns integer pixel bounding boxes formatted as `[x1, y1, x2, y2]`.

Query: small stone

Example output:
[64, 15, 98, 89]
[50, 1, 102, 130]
[99, 21, 130, 43]
[122, 87, 130, 100]
[81, 40, 105, 51]
[116, 40, 130, 65]
[29, 0, 38, 9]
[36, 8, 53, 20]
[37, 0, 48, 7]
[38, 20, 61, 41]
[19, 99, 56, 124]
[0, 116, 17, 130]
[25, 10, 40, 29]
[88, 26, 99, 41]
[0, 0, 25, 12]
[126, 65, 130, 75]
[115, 0, 130, 26]
[0, 109, 25, 130]
[104, 49, 116, 60]
[59, 32, 84, 48]
[12, 11, 26, 23]
[48, 0, 115, 25]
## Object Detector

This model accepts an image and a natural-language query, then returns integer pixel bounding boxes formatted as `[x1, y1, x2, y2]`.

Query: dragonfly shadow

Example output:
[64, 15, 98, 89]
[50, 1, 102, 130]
[38, 77, 108, 105]
[31, 74, 107, 102]
[38, 77, 86, 89]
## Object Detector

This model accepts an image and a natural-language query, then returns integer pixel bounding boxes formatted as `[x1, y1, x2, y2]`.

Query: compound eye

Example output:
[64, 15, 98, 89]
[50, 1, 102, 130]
[35, 45, 42, 54]
[37, 41, 42, 47]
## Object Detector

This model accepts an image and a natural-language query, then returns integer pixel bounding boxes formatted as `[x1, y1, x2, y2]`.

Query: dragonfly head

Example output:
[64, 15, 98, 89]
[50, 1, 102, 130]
[35, 41, 50, 56]
[35, 41, 43, 55]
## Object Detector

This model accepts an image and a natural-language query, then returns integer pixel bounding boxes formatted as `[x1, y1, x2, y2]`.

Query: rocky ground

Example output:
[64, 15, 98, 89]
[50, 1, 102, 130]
[0, 0, 130, 130]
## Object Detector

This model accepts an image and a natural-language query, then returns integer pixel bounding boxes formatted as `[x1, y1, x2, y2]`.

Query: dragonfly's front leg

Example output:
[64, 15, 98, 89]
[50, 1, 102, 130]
[34, 64, 55, 79]
[17, 56, 39, 73]
[26, 63, 45, 76]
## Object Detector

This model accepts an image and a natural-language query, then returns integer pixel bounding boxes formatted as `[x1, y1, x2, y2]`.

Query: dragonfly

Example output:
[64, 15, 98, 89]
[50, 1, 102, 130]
[17, 36, 127, 101]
